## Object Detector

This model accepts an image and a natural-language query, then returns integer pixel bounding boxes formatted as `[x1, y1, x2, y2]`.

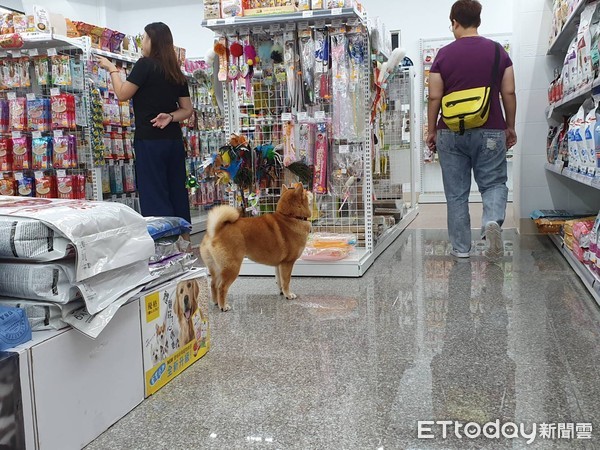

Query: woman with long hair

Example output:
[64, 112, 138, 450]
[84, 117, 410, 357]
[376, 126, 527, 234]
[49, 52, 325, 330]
[96, 22, 193, 227]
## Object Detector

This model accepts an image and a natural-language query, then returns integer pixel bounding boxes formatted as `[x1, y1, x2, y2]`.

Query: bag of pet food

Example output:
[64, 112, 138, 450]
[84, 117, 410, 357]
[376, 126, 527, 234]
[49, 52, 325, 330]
[0, 297, 69, 331]
[0, 259, 152, 315]
[585, 97, 598, 175]
[0, 216, 73, 260]
[145, 216, 192, 240]
[0, 196, 155, 282]
[577, 3, 597, 86]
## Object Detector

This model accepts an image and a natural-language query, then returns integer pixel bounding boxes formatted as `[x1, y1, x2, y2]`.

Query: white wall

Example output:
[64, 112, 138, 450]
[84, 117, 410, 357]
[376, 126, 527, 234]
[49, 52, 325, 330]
[20, 0, 108, 26]
[362, 0, 513, 69]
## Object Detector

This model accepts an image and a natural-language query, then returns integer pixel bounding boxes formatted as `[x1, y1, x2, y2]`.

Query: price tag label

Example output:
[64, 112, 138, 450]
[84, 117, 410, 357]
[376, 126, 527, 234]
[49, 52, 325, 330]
[57, 169, 67, 178]
[35, 171, 43, 179]
[315, 111, 326, 120]
[32, 131, 42, 139]
[50, 88, 60, 96]
[224, 17, 236, 24]
[47, 48, 57, 56]
[0, 51, 7, 58]
[29, 48, 38, 56]
[332, 8, 343, 15]
[7, 92, 16, 100]
[106, 125, 112, 132]
[11, 50, 21, 57]
[207, 19, 218, 26]
[270, 24, 281, 33]
[302, 10, 314, 18]
[339, 144, 350, 154]
[281, 113, 293, 121]
[26, 93, 36, 101]
[297, 112, 308, 121]
[11, 131, 21, 139]
[53, 130, 63, 138]
[118, 127, 122, 133]
[14, 172, 23, 180]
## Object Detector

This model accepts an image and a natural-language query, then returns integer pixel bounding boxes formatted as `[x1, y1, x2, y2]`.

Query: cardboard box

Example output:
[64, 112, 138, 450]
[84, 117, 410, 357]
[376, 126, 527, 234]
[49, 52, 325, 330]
[13, 299, 144, 450]
[140, 268, 210, 397]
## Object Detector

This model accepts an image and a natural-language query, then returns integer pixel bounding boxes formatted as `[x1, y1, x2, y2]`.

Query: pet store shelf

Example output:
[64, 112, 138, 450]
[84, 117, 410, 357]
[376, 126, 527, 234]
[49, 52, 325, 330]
[91, 47, 139, 64]
[549, 234, 600, 307]
[0, 33, 87, 54]
[545, 162, 600, 191]
[547, 0, 588, 55]
[238, 207, 419, 277]
[546, 78, 600, 118]
[202, 7, 365, 32]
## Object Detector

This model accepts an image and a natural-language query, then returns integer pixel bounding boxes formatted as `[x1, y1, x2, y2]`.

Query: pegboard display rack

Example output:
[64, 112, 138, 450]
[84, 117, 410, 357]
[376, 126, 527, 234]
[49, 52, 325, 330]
[203, 8, 418, 277]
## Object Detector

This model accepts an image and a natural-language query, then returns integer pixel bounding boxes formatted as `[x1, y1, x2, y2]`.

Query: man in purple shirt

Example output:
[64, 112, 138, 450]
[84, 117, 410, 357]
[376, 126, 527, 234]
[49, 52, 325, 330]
[426, 0, 517, 259]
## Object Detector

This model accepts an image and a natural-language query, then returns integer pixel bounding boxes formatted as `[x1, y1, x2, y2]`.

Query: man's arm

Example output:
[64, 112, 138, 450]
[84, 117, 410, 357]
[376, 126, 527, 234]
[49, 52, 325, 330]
[500, 66, 517, 148]
[426, 72, 444, 152]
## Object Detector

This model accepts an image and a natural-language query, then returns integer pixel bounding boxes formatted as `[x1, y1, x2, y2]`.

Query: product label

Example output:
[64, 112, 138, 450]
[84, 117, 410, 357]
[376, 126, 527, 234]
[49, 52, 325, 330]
[145, 292, 160, 322]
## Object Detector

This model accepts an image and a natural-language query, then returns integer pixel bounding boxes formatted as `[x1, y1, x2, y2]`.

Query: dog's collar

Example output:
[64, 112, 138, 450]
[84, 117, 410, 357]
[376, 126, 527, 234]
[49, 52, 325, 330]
[278, 212, 310, 221]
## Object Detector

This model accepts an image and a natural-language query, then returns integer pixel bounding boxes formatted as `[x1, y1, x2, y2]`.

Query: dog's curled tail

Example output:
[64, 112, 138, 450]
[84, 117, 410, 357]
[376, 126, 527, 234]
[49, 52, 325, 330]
[206, 205, 240, 237]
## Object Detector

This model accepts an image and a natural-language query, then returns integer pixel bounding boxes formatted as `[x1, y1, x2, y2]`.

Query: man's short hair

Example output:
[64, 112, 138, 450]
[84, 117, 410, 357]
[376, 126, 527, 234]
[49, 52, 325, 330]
[450, 0, 482, 29]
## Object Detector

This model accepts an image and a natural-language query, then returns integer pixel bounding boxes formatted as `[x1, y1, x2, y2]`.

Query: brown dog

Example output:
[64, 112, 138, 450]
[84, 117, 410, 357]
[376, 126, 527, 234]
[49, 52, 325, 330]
[200, 183, 312, 311]
[174, 279, 199, 346]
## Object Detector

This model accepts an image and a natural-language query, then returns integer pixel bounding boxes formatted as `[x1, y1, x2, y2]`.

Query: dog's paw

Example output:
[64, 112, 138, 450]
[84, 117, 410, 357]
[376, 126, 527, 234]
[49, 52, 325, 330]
[221, 304, 231, 312]
[284, 292, 297, 300]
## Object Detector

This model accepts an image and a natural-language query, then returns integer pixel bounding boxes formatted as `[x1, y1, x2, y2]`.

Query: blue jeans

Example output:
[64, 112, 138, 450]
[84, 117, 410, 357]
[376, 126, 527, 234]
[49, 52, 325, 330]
[436, 129, 508, 253]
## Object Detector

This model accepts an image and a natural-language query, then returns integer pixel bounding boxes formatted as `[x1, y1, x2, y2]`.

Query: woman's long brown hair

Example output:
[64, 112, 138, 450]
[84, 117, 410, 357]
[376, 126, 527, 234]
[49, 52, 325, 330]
[144, 22, 186, 85]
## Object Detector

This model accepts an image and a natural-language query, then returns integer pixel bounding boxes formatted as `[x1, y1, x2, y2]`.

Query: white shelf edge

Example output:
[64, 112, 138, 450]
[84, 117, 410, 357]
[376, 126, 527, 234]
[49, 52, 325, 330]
[90, 47, 139, 64]
[549, 234, 600, 307]
[545, 162, 600, 190]
[546, 77, 600, 115]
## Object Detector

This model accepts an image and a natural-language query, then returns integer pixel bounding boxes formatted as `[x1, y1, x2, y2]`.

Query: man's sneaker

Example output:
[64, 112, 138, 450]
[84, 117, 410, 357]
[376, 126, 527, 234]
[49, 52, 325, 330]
[450, 249, 470, 258]
[484, 221, 503, 259]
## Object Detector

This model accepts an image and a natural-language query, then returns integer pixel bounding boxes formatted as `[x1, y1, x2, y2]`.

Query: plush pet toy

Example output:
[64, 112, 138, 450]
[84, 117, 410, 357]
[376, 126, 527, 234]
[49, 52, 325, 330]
[214, 38, 228, 82]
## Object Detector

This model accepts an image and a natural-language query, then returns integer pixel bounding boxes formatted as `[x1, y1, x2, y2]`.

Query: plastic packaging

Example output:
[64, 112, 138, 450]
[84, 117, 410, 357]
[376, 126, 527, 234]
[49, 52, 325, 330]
[0, 305, 31, 350]
[0, 196, 155, 282]
[145, 216, 192, 240]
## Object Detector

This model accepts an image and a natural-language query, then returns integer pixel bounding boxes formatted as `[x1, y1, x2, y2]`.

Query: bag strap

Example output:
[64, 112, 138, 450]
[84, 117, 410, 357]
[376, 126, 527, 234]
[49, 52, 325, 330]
[491, 42, 501, 89]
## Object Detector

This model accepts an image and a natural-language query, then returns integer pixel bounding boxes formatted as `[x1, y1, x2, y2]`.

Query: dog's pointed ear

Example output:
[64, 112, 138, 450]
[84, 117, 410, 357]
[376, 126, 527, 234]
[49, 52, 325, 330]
[295, 183, 303, 193]
[282, 184, 288, 192]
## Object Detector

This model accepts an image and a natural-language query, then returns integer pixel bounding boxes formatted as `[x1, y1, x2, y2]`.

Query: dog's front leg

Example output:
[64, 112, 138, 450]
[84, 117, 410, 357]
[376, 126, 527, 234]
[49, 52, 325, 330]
[278, 262, 296, 299]
[275, 266, 283, 295]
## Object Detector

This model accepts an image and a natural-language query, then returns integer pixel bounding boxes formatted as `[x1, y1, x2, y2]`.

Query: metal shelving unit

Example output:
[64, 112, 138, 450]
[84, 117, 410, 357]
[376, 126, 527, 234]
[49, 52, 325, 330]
[204, 7, 417, 276]
[545, 162, 600, 190]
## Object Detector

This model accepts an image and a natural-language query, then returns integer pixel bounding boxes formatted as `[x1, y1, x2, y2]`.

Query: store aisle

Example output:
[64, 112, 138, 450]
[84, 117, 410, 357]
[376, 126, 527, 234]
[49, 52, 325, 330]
[86, 229, 600, 450]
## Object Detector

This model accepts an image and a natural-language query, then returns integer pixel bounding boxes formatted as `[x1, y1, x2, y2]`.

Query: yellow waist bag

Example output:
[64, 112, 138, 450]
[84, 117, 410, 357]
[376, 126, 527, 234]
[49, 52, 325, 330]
[441, 42, 501, 134]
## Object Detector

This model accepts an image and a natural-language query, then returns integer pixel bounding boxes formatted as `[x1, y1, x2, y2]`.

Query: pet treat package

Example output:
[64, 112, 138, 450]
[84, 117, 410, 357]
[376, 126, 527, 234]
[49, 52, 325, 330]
[0, 196, 155, 282]
[139, 268, 210, 397]
[145, 216, 192, 240]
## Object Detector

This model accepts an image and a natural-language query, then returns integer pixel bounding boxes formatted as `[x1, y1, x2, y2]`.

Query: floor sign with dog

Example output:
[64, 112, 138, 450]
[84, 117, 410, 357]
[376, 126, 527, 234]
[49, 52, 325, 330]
[140, 268, 210, 396]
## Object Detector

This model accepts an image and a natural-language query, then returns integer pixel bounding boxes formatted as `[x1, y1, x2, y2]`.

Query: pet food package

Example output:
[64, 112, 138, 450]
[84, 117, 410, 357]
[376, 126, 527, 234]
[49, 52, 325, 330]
[0, 297, 69, 331]
[0, 305, 31, 351]
[0, 196, 155, 281]
[0, 259, 152, 315]
[145, 216, 192, 240]
[0, 216, 72, 260]
[0, 138, 12, 171]
[139, 268, 210, 397]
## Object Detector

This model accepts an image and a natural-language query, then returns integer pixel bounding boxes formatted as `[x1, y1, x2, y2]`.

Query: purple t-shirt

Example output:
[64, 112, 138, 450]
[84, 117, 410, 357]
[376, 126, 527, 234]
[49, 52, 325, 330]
[430, 36, 512, 130]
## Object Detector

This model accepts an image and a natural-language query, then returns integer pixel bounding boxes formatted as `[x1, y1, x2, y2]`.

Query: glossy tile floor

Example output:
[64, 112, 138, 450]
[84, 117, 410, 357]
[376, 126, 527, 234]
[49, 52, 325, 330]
[86, 229, 600, 450]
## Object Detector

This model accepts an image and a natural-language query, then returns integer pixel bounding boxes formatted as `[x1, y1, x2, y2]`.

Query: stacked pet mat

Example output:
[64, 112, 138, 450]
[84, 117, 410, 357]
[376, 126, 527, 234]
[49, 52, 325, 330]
[145, 217, 196, 289]
[0, 196, 156, 338]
